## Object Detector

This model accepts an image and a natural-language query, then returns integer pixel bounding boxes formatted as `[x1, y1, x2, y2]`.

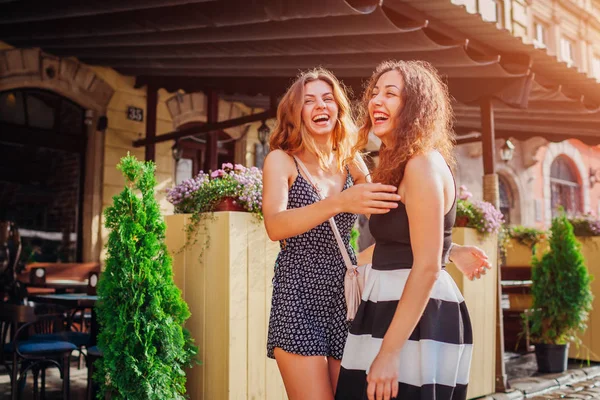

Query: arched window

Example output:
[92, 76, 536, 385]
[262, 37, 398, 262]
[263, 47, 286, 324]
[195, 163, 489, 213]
[0, 89, 86, 262]
[550, 156, 581, 216]
[0, 89, 84, 134]
[498, 175, 512, 225]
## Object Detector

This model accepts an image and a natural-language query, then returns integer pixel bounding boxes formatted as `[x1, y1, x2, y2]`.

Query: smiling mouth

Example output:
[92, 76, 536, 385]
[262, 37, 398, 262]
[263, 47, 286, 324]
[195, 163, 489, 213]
[312, 114, 330, 124]
[373, 112, 389, 124]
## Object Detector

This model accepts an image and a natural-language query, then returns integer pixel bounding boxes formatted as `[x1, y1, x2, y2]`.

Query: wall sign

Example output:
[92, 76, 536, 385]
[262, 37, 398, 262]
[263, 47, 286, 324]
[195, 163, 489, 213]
[127, 106, 144, 122]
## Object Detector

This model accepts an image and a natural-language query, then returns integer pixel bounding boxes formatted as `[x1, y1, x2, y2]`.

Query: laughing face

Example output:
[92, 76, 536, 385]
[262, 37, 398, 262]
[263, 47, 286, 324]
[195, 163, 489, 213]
[369, 70, 404, 141]
[301, 79, 339, 138]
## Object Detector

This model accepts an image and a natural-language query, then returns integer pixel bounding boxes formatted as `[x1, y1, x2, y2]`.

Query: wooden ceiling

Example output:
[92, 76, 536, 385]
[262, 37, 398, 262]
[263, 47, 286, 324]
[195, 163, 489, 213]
[2, 0, 599, 144]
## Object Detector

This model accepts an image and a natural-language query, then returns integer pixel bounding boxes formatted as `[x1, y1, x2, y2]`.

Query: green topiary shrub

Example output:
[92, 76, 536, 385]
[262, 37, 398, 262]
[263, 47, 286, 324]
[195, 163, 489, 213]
[95, 154, 198, 399]
[527, 210, 593, 345]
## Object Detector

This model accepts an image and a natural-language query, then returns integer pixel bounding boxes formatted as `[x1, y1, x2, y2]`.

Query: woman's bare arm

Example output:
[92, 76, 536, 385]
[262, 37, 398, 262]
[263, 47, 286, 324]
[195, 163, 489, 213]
[262, 150, 401, 242]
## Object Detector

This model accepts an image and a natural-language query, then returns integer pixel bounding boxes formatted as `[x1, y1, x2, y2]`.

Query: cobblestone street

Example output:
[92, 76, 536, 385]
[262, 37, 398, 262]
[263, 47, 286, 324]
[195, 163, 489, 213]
[487, 364, 600, 399]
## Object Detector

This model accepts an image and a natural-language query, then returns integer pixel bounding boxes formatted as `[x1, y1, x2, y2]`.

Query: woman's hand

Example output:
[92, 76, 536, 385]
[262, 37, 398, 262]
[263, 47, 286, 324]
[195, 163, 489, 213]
[367, 349, 400, 400]
[449, 244, 491, 280]
[334, 183, 401, 215]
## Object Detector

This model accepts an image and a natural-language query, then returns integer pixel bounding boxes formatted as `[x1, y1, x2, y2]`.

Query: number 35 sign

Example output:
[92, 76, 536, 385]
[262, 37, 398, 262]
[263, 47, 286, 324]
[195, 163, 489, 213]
[127, 106, 144, 122]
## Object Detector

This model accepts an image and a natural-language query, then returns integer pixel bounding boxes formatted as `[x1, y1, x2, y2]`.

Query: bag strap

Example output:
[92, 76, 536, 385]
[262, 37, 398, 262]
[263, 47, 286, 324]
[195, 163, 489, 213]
[293, 156, 354, 270]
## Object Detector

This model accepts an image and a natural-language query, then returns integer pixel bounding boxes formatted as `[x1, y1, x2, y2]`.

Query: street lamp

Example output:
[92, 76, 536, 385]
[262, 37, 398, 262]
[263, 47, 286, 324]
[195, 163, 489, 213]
[500, 139, 515, 162]
[258, 120, 270, 145]
[171, 139, 183, 162]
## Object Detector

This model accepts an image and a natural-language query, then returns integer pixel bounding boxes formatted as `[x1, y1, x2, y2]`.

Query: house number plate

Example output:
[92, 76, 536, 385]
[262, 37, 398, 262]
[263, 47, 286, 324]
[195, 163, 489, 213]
[127, 106, 144, 122]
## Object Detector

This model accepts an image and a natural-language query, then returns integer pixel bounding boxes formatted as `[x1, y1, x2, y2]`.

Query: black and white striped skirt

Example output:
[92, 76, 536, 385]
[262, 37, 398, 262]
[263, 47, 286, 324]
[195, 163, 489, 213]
[336, 268, 473, 400]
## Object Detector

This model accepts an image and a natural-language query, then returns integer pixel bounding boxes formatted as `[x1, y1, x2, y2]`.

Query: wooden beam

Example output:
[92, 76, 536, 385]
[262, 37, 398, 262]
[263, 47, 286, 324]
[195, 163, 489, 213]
[133, 108, 277, 147]
[145, 84, 158, 162]
[0, 1, 213, 24]
[480, 98, 496, 175]
[205, 90, 219, 172]
[480, 97, 509, 393]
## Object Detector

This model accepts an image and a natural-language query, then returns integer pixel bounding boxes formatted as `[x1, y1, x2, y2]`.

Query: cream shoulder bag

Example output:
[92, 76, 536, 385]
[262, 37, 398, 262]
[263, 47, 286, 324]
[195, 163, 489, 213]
[293, 156, 371, 321]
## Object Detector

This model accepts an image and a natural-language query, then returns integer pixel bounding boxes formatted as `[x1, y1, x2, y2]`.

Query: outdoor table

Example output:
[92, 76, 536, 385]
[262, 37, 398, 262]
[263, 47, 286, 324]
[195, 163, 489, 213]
[25, 280, 89, 294]
[28, 293, 100, 345]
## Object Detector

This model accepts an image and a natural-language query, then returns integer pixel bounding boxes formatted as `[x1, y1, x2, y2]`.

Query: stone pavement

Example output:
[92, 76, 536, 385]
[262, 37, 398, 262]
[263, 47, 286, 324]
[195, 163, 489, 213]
[483, 366, 600, 399]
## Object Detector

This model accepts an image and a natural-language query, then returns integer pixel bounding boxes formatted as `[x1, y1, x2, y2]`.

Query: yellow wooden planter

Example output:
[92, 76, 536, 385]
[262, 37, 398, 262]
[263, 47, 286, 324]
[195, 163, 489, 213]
[504, 238, 548, 267]
[165, 212, 287, 400]
[445, 227, 497, 400]
[569, 236, 600, 362]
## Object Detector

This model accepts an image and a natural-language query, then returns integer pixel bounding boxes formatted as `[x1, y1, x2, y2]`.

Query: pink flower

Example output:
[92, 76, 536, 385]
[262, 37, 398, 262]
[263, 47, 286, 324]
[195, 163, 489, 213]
[234, 164, 245, 171]
[460, 191, 473, 201]
[222, 163, 234, 170]
[211, 170, 224, 178]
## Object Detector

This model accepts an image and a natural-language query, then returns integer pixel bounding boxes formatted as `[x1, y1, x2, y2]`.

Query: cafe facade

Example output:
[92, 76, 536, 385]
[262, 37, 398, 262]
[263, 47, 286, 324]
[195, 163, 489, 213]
[2, 0, 600, 396]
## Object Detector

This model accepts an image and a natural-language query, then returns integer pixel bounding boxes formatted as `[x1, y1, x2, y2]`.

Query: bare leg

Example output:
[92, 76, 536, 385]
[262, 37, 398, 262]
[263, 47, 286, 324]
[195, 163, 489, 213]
[274, 348, 334, 400]
[327, 357, 342, 395]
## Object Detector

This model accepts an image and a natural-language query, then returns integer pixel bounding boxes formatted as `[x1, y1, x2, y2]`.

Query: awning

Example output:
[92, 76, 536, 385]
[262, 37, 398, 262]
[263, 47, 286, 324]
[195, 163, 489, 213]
[1, 0, 599, 144]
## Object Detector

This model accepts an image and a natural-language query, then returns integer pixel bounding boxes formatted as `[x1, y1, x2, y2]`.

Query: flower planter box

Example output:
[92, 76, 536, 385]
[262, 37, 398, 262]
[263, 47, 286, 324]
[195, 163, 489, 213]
[445, 227, 498, 399]
[569, 236, 600, 362]
[165, 212, 286, 400]
[504, 238, 548, 267]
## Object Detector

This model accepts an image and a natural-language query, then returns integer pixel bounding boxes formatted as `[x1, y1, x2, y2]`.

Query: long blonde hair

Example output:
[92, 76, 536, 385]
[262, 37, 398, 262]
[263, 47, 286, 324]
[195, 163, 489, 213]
[269, 68, 358, 172]
[353, 60, 455, 186]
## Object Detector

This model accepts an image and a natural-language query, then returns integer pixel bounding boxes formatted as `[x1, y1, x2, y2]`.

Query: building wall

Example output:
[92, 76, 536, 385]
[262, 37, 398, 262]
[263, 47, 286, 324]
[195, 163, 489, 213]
[85, 67, 177, 260]
[457, 138, 600, 229]
[0, 41, 178, 262]
[456, 0, 600, 79]
[452, 1, 600, 228]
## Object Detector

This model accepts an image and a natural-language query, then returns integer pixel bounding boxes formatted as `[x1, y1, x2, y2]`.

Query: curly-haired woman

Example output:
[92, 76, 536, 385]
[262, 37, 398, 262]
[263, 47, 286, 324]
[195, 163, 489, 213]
[336, 61, 473, 400]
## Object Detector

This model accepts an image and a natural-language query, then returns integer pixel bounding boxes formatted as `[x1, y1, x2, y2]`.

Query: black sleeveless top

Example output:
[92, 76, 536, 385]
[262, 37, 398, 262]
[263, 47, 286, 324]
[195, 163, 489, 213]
[369, 187, 457, 270]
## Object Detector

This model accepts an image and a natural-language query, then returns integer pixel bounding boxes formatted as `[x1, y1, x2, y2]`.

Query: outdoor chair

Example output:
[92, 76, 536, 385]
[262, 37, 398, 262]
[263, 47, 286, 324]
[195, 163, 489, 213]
[86, 345, 103, 400]
[0, 303, 76, 400]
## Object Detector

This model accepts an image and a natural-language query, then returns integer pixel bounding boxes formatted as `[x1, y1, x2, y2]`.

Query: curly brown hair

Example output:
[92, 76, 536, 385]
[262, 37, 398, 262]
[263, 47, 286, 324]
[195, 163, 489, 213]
[353, 60, 455, 186]
[269, 68, 358, 172]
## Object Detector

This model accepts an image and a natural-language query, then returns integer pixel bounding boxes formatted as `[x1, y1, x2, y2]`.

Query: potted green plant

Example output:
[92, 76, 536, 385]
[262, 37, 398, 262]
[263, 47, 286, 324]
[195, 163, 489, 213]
[166, 163, 263, 253]
[95, 154, 198, 399]
[527, 210, 593, 373]
[454, 185, 504, 237]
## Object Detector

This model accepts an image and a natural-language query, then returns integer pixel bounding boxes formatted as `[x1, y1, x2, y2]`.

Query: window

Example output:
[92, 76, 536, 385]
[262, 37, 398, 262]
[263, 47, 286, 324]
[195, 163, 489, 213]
[592, 56, 600, 81]
[560, 37, 575, 66]
[479, 0, 500, 23]
[0, 89, 84, 134]
[175, 158, 193, 185]
[533, 22, 547, 48]
[550, 156, 582, 217]
[0, 91, 25, 125]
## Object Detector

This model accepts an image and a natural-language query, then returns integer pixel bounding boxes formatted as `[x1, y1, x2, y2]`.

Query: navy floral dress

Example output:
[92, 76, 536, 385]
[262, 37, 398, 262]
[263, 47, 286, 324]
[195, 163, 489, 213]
[267, 160, 357, 360]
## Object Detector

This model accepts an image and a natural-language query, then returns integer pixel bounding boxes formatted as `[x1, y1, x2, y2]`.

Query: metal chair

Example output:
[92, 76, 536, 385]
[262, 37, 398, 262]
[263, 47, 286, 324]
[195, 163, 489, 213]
[0, 303, 76, 399]
[86, 345, 103, 400]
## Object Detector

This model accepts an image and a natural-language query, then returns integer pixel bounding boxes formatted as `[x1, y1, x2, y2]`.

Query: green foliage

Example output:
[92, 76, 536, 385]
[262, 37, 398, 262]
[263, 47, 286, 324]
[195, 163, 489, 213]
[95, 154, 198, 399]
[527, 210, 593, 345]
[508, 226, 547, 253]
[350, 227, 359, 253]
